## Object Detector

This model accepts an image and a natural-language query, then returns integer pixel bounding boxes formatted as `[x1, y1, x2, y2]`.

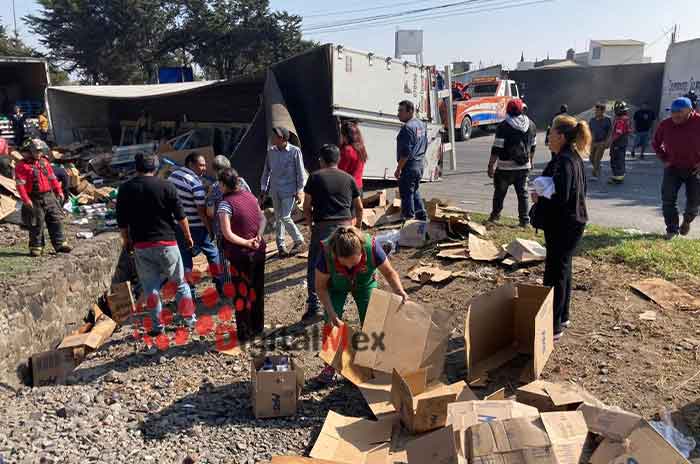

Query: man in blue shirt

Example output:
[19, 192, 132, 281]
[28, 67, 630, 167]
[394, 100, 428, 221]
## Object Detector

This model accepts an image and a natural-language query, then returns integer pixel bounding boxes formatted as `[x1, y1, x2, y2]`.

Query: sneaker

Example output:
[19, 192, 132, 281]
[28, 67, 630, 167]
[56, 244, 73, 253]
[680, 220, 692, 236]
[553, 331, 565, 343]
[665, 231, 680, 241]
[185, 314, 197, 329]
[317, 366, 336, 385]
[486, 214, 500, 225]
[289, 241, 305, 256]
[561, 320, 571, 329]
[29, 247, 43, 257]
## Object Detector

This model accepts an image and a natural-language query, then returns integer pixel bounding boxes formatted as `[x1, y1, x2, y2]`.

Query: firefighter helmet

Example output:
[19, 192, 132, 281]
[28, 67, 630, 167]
[613, 100, 628, 115]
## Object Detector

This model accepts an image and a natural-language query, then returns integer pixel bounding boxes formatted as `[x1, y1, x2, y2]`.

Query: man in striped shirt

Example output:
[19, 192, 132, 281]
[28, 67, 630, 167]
[169, 153, 223, 294]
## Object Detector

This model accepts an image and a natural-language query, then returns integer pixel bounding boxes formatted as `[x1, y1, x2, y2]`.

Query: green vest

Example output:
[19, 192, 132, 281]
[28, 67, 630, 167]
[322, 234, 379, 293]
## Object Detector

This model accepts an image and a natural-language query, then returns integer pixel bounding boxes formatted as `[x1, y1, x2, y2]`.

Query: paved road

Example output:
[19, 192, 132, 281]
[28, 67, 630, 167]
[420, 131, 695, 236]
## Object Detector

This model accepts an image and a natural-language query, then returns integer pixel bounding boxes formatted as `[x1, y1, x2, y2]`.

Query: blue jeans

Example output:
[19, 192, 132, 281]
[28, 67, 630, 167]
[133, 245, 192, 333]
[176, 226, 224, 292]
[306, 222, 346, 312]
[632, 131, 650, 155]
[272, 192, 304, 249]
[399, 161, 427, 220]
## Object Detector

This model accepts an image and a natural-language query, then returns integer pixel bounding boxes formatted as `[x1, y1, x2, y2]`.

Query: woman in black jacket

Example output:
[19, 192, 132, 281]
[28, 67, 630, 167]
[533, 114, 590, 341]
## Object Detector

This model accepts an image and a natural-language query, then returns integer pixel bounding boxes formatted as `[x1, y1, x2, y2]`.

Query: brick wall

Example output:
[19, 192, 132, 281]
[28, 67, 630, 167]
[0, 232, 121, 387]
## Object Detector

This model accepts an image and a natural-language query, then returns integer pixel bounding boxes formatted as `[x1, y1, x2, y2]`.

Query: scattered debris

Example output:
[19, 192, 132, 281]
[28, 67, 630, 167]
[639, 310, 657, 321]
[399, 220, 447, 248]
[630, 278, 700, 311]
[437, 247, 469, 260]
[505, 238, 547, 263]
[516, 380, 604, 412]
[76, 231, 94, 239]
[468, 234, 503, 262]
[362, 190, 387, 209]
[106, 282, 136, 325]
[407, 264, 457, 284]
[309, 411, 392, 463]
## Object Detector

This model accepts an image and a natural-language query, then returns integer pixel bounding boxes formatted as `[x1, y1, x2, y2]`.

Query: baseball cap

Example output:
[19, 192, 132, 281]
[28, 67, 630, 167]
[506, 98, 525, 116]
[671, 97, 693, 112]
[272, 127, 290, 140]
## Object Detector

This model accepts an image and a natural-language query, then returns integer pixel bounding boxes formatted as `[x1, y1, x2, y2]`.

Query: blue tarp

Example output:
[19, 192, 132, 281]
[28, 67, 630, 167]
[158, 67, 194, 84]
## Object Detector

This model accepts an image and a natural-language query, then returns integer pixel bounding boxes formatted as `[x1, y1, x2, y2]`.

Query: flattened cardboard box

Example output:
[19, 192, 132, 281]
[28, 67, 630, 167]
[58, 313, 117, 351]
[577, 403, 642, 441]
[355, 289, 452, 384]
[399, 220, 447, 248]
[250, 356, 304, 419]
[107, 281, 136, 324]
[446, 400, 540, 458]
[466, 411, 588, 464]
[31, 349, 76, 387]
[465, 284, 553, 386]
[270, 458, 338, 464]
[391, 369, 475, 434]
[516, 380, 604, 412]
[309, 411, 393, 464]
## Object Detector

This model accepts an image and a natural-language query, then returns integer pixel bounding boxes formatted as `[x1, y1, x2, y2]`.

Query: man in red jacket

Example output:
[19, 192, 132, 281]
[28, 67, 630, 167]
[15, 139, 72, 256]
[652, 97, 700, 239]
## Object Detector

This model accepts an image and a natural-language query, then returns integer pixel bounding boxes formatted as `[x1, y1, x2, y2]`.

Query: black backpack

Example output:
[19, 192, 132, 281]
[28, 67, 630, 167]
[506, 129, 531, 166]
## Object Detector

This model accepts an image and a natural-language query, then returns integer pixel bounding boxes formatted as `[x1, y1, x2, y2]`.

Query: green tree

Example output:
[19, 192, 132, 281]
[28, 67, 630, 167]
[26, 0, 181, 84]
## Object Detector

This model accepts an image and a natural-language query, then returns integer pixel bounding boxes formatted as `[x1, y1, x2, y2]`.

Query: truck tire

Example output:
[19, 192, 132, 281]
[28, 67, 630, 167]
[459, 117, 472, 141]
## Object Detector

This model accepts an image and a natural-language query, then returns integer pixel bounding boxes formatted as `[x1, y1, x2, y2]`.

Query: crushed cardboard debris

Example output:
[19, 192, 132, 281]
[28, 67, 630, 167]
[0, 194, 17, 221]
[437, 247, 469, 260]
[405, 426, 459, 464]
[506, 238, 547, 263]
[0, 174, 21, 199]
[362, 207, 387, 228]
[354, 289, 452, 383]
[399, 220, 447, 248]
[516, 380, 604, 412]
[639, 310, 657, 321]
[309, 411, 393, 464]
[468, 235, 503, 262]
[427, 200, 470, 223]
[407, 264, 457, 284]
[362, 190, 387, 209]
[630, 278, 700, 311]
[465, 284, 554, 386]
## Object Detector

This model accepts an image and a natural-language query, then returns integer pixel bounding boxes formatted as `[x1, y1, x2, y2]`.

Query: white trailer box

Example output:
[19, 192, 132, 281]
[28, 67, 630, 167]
[660, 38, 700, 116]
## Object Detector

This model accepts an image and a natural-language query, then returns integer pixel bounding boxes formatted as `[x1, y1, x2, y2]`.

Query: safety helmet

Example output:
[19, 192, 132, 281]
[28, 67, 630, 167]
[613, 100, 628, 115]
[21, 138, 49, 157]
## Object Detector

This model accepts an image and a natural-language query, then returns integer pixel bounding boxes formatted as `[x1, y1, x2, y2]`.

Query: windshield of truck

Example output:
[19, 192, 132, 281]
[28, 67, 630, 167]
[468, 84, 499, 97]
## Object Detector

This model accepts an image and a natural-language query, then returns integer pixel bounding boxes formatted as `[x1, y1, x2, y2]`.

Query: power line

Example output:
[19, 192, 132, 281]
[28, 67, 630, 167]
[302, 0, 499, 32]
[303, 0, 442, 19]
[304, 0, 551, 35]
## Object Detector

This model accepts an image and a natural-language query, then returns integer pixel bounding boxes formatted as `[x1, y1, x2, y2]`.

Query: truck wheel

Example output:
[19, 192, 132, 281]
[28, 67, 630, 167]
[460, 117, 473, 141]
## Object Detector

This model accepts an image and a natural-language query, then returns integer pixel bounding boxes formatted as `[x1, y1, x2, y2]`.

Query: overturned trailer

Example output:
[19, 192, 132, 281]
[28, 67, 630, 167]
[232, 44, 444, 193]
[47, 44, 444, 191]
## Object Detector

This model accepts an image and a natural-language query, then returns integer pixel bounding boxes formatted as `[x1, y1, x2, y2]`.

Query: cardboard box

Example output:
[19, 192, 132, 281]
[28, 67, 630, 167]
[271, 458, 338, 464]
[426, 200, 470, 223]
[31, 349, 76, 386]
[405, 425, 459, 464]
[399, 220, 447, 248]
[66, 167, 81, 189]
[446, 400, 541, 458]
[0, 174, 21, 199]
[466, 412, 588, 464]
[589, 420, 691, 464]
[517, 380, 604, 412]
[465, 284, 553, 386]
[250, 355, 303, 419]
[309, 411, 393, 464]
[577, 403, 642, 441]
[355, 289, 452, 383]
[391, 369, 475, 434]
[506, 239, 547, 263]
[468, 235, 504, 262]
[0, 194, 17, 221]
[58, 311, 117, 352]
[362, 207, 387, 228]
[107, 281, 136, 324]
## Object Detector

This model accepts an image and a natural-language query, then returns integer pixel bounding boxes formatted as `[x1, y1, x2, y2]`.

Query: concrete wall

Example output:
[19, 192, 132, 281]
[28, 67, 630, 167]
[589, 43, 644, 66]
[0, 232, 120, 387]
[510, 62, 665, 127]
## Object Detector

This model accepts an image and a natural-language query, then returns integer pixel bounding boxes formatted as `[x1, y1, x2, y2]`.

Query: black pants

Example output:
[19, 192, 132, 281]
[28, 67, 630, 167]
[491, 169, 529, 223]
[662, 167, 700, 233]
[21, 191, 65, 252]
[228, 251, 265, 343]
[544, 221, 585, 334]
[0, 157, 12, 178]
[306, 222, 345, 312]
[610, 145, 626, 178]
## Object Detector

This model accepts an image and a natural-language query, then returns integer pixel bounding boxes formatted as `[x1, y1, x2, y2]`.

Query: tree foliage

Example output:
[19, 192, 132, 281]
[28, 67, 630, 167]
[25, 0, 317, 84]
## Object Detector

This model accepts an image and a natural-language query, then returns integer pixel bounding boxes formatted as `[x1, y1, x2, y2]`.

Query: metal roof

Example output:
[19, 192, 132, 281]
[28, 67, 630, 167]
[592, 40, 645, 47]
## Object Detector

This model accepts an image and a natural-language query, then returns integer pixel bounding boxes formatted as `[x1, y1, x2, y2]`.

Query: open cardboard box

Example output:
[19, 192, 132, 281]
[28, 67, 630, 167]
[309, 411, 394, 464]
[391, 369, 475, 434]
[398, 220, 447, 248]
[106, 281, 136, 325]
[250, 355, 304, 419]
[355, 289, 452, 384]
[405, 426, 459, 464]
[465, 284, 554, 386]
[30, 349, 76, 387]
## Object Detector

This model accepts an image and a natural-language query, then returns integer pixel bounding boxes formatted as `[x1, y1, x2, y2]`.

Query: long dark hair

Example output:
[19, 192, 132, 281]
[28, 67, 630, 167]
[340, 121, 368, 163]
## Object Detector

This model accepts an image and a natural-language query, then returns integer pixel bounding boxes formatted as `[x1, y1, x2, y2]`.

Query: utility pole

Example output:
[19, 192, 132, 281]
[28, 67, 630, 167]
[12, 0, 19, 40]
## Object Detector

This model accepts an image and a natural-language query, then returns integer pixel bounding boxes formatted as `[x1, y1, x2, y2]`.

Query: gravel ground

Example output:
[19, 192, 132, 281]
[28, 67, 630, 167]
[2, 222, 700, 463]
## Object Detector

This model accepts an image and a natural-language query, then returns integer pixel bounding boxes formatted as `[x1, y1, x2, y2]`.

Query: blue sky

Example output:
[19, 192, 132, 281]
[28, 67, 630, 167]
[3, 0, 699, 69]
